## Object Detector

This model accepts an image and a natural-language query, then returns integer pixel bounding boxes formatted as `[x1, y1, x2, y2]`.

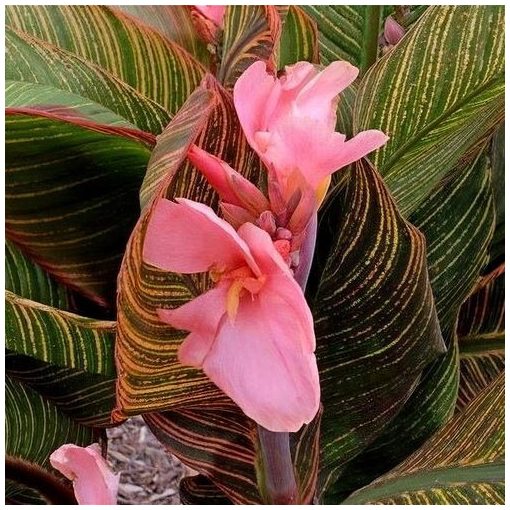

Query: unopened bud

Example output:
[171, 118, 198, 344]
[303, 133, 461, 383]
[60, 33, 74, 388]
[384, 16, 405, 46]
[258, 211, 277, 235]
[276, 227, 292, 241]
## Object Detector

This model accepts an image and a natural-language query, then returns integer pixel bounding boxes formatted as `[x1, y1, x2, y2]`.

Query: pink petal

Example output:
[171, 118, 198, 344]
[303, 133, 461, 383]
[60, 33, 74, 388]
[195, 5, 226, 26]
[202, 274, 319, 432]
[233, 61, 281, 149]
[143, 198, 260, 276]
[50, 444, 119, 505]
[157, 284, 229, 367]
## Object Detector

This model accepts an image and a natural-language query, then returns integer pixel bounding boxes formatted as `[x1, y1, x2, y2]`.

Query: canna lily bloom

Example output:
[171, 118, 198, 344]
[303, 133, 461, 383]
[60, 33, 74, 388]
[383, 16, 406, 46]
[50, 443, 119, 505]
[195, 5, 226, 26]
[143, 197, 320, 432]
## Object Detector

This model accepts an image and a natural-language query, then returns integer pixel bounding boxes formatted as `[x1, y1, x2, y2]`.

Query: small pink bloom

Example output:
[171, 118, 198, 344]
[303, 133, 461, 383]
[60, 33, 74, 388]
[143, 198, 320, 432]
[195, 5, 226, 26]
[233, 60, 389, 197]
[384, 16, 405, 46]
[50, 443, 119, 505]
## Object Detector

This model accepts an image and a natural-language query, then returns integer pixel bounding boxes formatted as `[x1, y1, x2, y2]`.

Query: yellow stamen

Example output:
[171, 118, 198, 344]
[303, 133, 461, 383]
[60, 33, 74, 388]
[226, 279, 245, 321]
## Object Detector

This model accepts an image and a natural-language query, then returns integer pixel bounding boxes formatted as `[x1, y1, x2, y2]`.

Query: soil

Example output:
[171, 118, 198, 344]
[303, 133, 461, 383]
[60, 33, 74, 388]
[107, 416, 191, 505]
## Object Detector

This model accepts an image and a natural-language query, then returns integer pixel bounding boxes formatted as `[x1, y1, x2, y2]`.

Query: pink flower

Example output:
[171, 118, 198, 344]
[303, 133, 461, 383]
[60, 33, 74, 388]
[50, 443, 119, 505]
[195, 5, 226, 26]
[143, 198, 320, 432]
[384, 16, 405, 46]
[233, 60, 389, 200]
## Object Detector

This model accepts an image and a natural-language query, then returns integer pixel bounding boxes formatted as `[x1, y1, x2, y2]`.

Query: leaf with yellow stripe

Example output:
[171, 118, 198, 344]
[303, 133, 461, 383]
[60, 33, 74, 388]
[456, 270, 504, 412]
[6, 109, 152, 308]
[278, 6, 319, 68]
[325, 146, 496, 501]
[217, 5, 281, 89]
[311, 158, 445, 493]
[6, 26, 170, 134]
[6, 5, 206, 116]
[6, 291, 118, 426]
[354, 5, 505, 216]
[114, 75, 265, 419]
[6, 375, 100, 504]
[343, 373, 504, 504]
[114, 5, 210, 67]
[302, 6, 382, 73]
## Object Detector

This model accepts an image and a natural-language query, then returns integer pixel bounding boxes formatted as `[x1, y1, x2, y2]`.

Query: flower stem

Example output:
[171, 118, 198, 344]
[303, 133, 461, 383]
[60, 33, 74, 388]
[257, 425, 298, 504]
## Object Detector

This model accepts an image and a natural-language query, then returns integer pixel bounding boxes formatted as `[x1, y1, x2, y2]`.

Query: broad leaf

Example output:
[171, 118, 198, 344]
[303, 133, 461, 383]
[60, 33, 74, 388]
[6, 110, 152, 308]
[302, 6, 382, 73]
[218, 5, 281, 89]
[312, 158, 444, 492]
[6, 5, 206, 115]
[344, 373, 504, 504]
[6, 26, 170, 134]
[354, 5, 505, 216]
[278, 6, 319, 68]
[179, 475, 232, 505]
[6, 240, 68, 309]
[328, 146, 496, 501]
[114, 5, 210, 66]
[114, 75, 264, 419]
[6, 375, 99, 503]
[457, 270, 505, 411]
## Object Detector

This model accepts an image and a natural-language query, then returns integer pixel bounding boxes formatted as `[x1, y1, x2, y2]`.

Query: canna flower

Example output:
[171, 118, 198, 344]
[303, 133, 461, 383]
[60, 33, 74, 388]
[384, 16, 406, 46]
[188, 61, 388, 281]
[143, 197, 320, 432]
[50, 443, 119, 505]
[195, 5, 226, 26]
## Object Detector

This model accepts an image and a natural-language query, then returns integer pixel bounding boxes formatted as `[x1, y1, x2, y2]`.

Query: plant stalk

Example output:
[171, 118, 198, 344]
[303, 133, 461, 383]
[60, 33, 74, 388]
[257, 425, 298, 504]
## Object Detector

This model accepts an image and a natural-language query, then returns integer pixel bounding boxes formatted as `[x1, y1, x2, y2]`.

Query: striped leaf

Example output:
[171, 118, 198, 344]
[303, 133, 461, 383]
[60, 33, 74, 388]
[6, 375, 99, 503]
[217, 5, 281, 89]
[114, 76, 265, 419]
[302, 6, 382, 73]
[354, 5, 505, 216]
[6, 109, 152, 308]
[312, 158, 445, 493]
[456, 271, 504, 411]
[6, 5, 206, 116]
[343, 373, 504, 504]
[6, 240, 68, 309]
[486, 125, 505, 272]
[6, 291, 118, 426]
[139, 77, 217, 209]
[278, 6, 319, 68]
[179, 475, 232, 505]
[144, 404, 322, 504]
[114, 5, 210, 66]
[6, 26, 170, 134]
[326, 146, 496, 501]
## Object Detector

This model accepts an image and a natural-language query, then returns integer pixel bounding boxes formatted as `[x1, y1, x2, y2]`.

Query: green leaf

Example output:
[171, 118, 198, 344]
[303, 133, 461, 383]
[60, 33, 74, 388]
[6, 240, 68, 309]
[6, 5, 206, 115]
[6, 26, 170, 134]
[278, 6, 319, 68]
[302, 6, 382, 73]
[6, 109, 152, 308]
[6, 290, 118, 426]
[139, 77, 217, 209]
[6, 374, 99, 503]
[114, 76, 265, 419]
[328, 146, 496, 501]
[312, 158, 445, 493]
[354, 5, 505, 216]
[457, 270, 504, 411]
[343, 373, 504, 504]
[114, 5, 210, 66]
[218, 5, 281, 89]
